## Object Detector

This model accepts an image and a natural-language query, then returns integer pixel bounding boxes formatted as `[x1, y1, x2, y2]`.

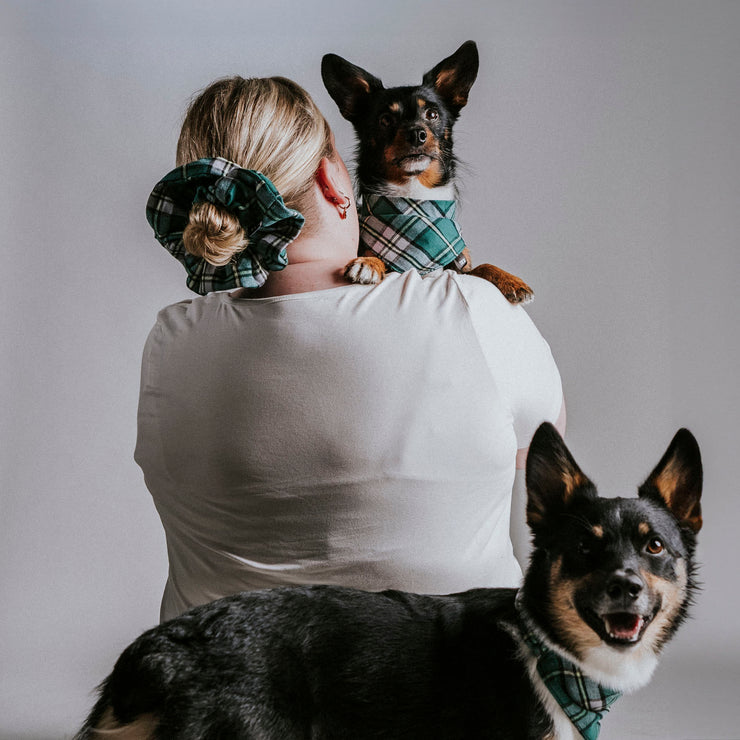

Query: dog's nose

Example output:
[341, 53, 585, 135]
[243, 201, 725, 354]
[407, 127, 427, 146]
[606, 570, 644, 601]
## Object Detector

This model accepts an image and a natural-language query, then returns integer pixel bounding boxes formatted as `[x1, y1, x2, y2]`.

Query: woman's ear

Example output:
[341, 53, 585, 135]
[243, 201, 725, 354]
[315, 157, 344, 205]
[315, 156, 352, 220]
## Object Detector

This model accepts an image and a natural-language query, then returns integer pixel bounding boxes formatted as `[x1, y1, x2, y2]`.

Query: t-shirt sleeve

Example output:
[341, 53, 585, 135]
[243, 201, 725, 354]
[455, 274, 564, 451]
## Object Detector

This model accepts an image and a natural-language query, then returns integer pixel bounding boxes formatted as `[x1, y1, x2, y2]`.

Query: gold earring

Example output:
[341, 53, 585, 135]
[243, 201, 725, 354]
[335, 193, 351, 220]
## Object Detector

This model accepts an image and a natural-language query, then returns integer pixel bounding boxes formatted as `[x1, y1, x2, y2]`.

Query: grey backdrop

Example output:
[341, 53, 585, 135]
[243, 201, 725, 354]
[2, 1, 738, 738]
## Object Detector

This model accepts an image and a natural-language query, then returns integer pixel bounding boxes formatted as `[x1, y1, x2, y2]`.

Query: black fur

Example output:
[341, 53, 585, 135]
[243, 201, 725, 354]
[77, 424, 702, 739]
[321, 41, 478, 197]
[522, 424, 702, 658]
[321, 42, 534, 304]
[81, 588, 550, 739]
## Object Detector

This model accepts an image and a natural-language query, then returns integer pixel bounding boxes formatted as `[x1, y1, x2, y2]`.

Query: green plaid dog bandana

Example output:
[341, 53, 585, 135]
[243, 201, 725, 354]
[359, 195, 468, 274]
[146, 157, 304, 294]
[521, 630, 622, 740]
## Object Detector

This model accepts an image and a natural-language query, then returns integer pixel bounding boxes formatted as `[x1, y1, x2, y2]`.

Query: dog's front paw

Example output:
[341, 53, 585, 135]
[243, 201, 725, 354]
[469, 264, 534, 304]
[344, 256, 386, 284]
[501, 278, 534, 305]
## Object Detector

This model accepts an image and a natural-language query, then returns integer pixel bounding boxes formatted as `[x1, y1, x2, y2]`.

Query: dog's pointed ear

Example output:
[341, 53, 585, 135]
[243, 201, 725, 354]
[321, 53, 384, 124]
[639, 429, 703, 533]
[525, 423, 595, 529]
[422, 40, 479, 116]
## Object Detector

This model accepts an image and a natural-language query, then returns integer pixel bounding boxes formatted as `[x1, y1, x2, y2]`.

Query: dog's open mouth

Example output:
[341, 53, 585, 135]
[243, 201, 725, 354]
[602, 613, 646, 645]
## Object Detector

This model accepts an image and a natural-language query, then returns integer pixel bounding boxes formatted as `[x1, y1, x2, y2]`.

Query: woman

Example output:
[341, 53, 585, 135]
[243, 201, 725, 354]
[137, 76, 565, 622]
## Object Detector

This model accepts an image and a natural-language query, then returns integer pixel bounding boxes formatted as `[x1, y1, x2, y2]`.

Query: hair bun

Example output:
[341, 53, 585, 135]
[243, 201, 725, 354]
[182, 201, 247, 266]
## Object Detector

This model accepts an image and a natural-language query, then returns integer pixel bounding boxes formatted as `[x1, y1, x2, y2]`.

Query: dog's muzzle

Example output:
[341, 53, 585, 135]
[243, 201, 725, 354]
[595, 569, 655, 645]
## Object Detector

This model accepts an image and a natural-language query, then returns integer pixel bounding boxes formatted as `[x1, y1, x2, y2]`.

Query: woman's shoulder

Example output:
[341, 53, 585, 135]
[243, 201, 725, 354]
[148, 273, 524, 330]
[430, 271, 553, 354]
[415, 270, 527, 317]
[149, 292, 231, 339]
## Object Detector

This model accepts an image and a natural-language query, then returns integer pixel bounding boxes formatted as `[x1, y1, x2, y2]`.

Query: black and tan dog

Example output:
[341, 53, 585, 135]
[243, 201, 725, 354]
[77, 423, 701, 739]
[321, 41, 533, 303]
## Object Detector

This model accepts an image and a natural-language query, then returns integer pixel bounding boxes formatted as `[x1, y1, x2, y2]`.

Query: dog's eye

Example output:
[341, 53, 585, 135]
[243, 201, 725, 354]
[379, 114, 394, 127]
[425, 109, 439, 121]
[577, 539, 593, 556]
[646, 537, 664, 555]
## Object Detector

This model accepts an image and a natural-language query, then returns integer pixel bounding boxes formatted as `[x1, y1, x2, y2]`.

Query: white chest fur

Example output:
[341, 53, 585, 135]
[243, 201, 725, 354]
[374, 179, 456, 200]
[523, 651, 579, 740]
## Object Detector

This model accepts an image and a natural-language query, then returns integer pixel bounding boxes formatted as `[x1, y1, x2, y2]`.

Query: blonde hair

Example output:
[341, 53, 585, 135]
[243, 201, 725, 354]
[176, 76, 333, 266]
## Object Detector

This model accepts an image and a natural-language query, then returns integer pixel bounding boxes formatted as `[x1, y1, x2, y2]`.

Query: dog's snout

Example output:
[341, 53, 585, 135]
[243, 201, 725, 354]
[407, 127, 427, 146]
[606, 570, 644, 601]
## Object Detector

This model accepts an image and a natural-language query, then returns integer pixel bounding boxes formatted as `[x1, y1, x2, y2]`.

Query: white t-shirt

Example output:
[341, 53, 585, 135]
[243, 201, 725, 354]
[135, 270, 563, 622]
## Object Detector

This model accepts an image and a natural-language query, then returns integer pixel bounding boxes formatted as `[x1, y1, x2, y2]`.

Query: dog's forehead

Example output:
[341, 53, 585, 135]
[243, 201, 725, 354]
[375, 85, 444, 114]
[576, 496, 685, 547]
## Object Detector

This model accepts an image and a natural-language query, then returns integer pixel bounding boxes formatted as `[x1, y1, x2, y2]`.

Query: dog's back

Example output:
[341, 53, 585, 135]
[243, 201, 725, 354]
[79, 586, 552, 739]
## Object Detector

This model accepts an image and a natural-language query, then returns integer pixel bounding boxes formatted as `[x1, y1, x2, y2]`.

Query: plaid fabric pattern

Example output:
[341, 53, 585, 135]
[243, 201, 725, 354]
[522, 631, 622, 740]
[359, 195, 468, 275]
[146, 158, 304, 294]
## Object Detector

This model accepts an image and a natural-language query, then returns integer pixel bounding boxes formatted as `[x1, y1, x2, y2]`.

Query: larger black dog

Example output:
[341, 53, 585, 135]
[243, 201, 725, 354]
[77, 423, 702, 739]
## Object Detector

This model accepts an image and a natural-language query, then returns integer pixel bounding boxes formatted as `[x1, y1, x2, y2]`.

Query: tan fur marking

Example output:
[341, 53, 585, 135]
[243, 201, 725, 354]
[96, 708, 119, 730]
[389, 102, 400, 113]
[466, 263, 534, 304]
[563, 470, 587, 500]
[527, 510, 544, 526]
[641, 560, 688, 651]
[435, 70, 468, 107]
[417, 98, 426, 108]
[654, 458, 684, 508]
[685, 513, 702, 532]
[417, 160, 443, 188]
[592, 525, 604, 538]
[383, 146, 411, 184]
[548, 557, 601, 659]
[436, 69, 455, 88]
[91, 707, 157, 738]
[638, 522, 651, 536]
[383, 134, 440, 185]
[653, 456, 702, 531]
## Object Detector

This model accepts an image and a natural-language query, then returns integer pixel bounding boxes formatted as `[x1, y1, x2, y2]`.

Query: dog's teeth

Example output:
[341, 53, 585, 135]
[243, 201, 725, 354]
[604, 614, 645, 642]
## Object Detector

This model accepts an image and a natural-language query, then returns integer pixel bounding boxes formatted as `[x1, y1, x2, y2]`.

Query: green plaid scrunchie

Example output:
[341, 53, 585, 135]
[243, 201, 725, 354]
[146, 157, 305, 294]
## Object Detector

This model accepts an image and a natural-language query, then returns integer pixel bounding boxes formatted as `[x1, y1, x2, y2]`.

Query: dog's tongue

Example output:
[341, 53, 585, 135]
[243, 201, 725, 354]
[604, 613, 644, 642]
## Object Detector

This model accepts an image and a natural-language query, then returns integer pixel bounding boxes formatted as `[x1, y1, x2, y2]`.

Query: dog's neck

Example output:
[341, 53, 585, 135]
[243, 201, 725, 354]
[360, 178, 456, 201]
[518, 627, 621, 740]
[512, 597, 624, 740]
[357, 195, 468, 275]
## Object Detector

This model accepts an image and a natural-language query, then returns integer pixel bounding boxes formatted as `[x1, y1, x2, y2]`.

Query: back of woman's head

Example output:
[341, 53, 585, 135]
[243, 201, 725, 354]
[177, 76, 333, 266]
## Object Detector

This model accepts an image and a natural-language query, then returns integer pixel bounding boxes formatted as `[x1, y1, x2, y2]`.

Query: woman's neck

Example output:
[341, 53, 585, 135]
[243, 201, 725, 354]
[233, 170, 361, 299]
[237, 257, 352, 298]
